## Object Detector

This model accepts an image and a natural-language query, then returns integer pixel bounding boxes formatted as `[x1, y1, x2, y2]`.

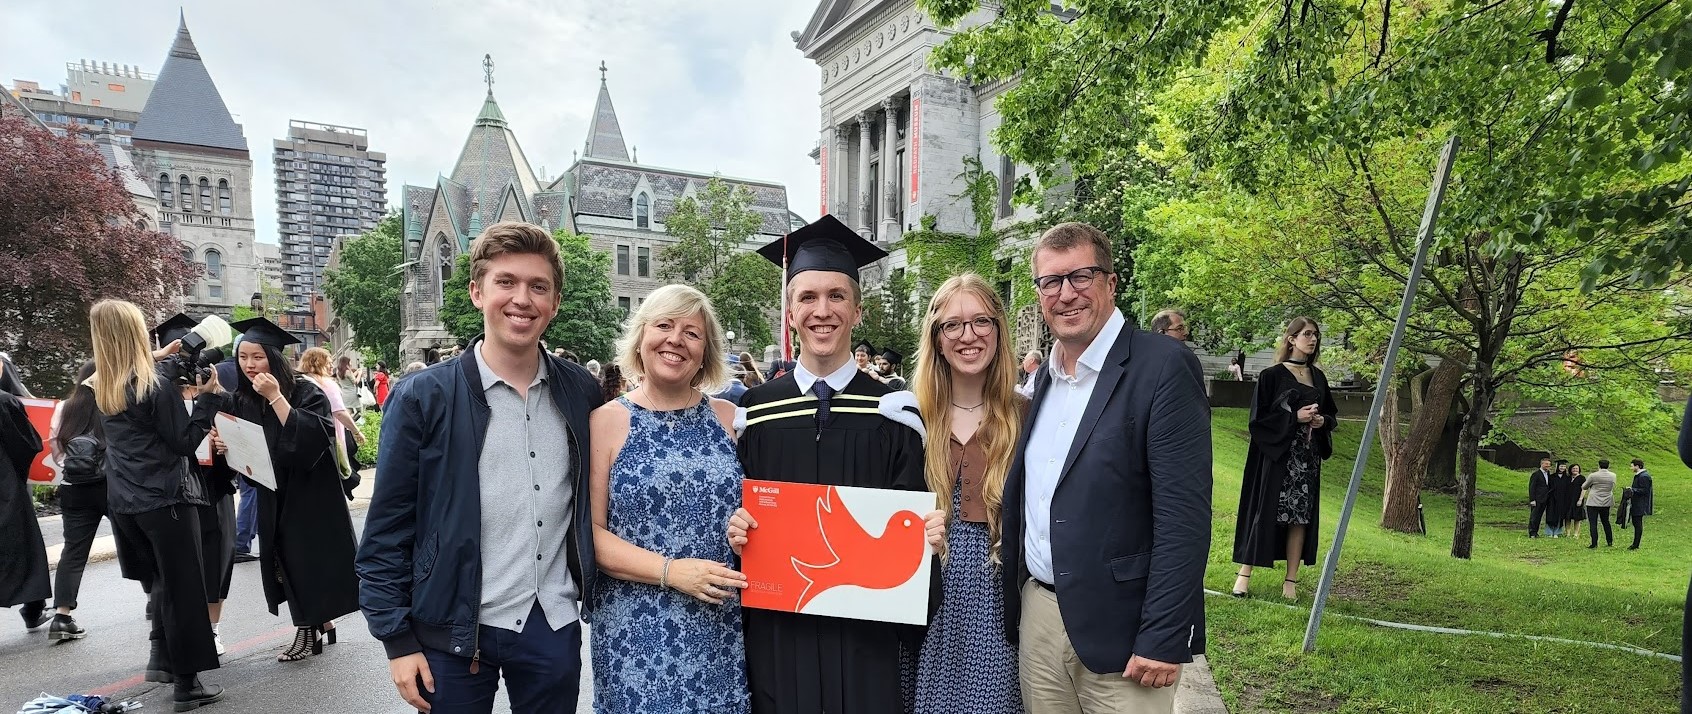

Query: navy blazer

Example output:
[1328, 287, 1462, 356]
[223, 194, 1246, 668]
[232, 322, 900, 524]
[1001, 322, 1213, 672]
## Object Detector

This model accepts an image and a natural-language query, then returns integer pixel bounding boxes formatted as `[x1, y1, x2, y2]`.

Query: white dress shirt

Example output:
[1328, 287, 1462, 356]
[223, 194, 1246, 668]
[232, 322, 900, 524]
[1023, 309, 1127, 585]
[793, 358, 860, 395]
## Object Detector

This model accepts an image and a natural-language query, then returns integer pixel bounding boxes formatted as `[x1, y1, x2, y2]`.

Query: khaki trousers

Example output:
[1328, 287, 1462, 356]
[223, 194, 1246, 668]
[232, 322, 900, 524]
[1019, 580, 1180, 714]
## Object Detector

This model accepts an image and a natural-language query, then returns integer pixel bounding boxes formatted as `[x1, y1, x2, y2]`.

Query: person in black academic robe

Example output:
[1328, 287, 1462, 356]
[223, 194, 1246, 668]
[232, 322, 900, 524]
[1545, 461, 1570, 536]
[215, 319, 359, 662]
[736, 368, 931, 714]
[730, 215, 940, 714]
[1232, 339, 1338, 599]
[0, 380, 51, 628]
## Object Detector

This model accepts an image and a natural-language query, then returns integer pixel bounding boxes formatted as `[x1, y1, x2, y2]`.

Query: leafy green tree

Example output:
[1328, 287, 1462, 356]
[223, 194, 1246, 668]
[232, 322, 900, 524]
[321, 214, 404, 367]
[855, 267, 919, 368]
[438, 229, 622, 361]
[660, 176, 781, 349]
[927, 0, 1692, 557]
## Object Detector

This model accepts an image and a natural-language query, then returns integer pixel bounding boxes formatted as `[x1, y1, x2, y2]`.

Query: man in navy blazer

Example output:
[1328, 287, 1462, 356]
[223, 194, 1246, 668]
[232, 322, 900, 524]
[1002, 222, 1212, 713]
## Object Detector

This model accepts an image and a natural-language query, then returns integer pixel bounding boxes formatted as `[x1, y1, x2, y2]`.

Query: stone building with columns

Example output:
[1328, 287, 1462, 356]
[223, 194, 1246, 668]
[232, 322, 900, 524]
[795, 0, 1045, 345]
[397, 59, 794, 362]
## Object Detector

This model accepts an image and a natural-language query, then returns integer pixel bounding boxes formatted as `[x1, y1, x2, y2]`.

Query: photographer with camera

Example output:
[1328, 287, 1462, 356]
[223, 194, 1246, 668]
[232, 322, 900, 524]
[89, 300, 226, 711]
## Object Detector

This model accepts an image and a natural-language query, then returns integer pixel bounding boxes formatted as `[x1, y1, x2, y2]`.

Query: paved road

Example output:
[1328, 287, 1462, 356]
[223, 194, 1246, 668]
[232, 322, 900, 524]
[2, 507, 596, 713]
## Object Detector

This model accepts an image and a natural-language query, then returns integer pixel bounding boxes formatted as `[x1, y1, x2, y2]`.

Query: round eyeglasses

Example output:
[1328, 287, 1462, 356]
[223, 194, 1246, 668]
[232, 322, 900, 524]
[1034, 266, 1111, 296]
[938, 315, 999, 340]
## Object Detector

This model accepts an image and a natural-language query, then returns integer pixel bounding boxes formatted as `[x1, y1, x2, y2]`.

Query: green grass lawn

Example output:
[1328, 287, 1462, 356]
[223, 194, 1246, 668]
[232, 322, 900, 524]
[1204, 407, 1685, 713]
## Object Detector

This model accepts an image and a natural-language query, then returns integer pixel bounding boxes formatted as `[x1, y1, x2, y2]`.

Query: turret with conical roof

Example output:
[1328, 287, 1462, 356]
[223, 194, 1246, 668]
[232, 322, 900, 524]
[449, 54, 539, 226]
[583, 61, 630, 161]
[132, 12, 247, 155]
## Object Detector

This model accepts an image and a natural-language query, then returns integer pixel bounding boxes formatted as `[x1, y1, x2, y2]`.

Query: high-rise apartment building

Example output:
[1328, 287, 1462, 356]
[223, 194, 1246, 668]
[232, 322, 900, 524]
[274, 120, 387, 310]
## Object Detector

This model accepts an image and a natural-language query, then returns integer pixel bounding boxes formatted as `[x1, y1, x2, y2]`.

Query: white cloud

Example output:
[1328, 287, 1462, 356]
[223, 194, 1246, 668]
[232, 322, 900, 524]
[2, 0, 824, 243]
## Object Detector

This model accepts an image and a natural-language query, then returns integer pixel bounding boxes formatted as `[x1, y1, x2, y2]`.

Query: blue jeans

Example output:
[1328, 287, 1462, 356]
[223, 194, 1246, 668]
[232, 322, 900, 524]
[234, 478, 257, 554]
[420, 603, 582, 714]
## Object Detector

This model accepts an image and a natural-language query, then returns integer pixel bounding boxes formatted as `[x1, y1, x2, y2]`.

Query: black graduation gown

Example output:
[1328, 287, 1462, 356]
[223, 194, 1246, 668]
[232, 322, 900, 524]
[736, 371, 930, 714]
[1546, 471, 1570, 527]
[0, 391, 50, 607]
[218, 378, 359, 626]
[1233, 364, 1337, 567]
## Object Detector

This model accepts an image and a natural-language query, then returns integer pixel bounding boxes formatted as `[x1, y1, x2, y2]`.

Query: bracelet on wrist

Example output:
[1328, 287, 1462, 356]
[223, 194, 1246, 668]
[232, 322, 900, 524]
[660, 557, 673, 590]
[267, 395, 285, 406]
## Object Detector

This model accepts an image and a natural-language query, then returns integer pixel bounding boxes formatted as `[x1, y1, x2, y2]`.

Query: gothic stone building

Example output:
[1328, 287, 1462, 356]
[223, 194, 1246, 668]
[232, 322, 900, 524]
[130, 17, 265, 318]
[398, 61, 794, 362]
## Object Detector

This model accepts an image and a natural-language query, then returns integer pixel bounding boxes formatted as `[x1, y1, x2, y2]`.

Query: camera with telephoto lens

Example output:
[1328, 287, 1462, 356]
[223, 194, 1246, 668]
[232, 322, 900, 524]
[158, 315, 233, 386]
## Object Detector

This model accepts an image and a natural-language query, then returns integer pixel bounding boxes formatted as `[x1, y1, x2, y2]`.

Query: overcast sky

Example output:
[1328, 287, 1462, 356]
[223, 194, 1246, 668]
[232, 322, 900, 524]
[3, 0, 825, 245]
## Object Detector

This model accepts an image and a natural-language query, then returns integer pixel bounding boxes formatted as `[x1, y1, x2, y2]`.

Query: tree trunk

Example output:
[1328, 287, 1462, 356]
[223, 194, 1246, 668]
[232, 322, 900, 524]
[1451, 370, 1495, 559]
[1382, 347, 1469, 532]
[1377, 380, 1401, 517]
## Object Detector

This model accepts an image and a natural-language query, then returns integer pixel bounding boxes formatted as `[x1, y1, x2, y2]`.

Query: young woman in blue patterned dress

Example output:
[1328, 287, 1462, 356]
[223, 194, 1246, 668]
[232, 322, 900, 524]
[587, 285, 751, 714]
[910, 274, 1027, 714]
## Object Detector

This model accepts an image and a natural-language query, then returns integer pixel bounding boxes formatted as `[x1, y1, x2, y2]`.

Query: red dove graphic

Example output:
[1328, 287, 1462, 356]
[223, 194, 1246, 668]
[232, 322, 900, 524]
[790, 487, 927, 611]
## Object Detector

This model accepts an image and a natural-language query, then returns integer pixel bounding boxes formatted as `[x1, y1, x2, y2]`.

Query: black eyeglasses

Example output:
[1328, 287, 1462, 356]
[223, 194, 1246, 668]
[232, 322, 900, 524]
[1034, 266, 1111, 296]
[937, 316, 999, 340]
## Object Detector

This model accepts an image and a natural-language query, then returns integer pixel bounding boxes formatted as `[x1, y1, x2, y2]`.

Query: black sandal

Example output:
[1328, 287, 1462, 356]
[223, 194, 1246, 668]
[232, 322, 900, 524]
[1231, 569, 1251, 598]
[277, 626, 322, 662]
[1283, 578, 1299, 600]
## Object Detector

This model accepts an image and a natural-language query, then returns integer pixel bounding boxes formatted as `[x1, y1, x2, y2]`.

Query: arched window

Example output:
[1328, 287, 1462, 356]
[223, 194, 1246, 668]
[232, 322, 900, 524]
[438, 240, 454, 285]
[204, 248, 222, 279]
[158, 173, 173, 208]
[217, 179, 232, 215]
[636, 193, 650, 229]
[199, 178, 213, 213]
[179, 176, 192, 211]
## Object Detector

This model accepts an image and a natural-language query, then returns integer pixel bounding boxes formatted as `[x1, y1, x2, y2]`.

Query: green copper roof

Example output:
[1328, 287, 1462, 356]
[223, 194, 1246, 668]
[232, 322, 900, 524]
[475, 92, 507, 128]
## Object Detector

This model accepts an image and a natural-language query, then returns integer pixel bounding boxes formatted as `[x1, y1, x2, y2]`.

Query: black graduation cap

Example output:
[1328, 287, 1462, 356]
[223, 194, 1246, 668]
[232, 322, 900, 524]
[880, 348, 903, 366]
[854, 341, 876, 356]
[1554, 458, 1568, 465]
[756, 214, 888, 283]
[151, 313, 198, 345]
[229, 317, 302, 348]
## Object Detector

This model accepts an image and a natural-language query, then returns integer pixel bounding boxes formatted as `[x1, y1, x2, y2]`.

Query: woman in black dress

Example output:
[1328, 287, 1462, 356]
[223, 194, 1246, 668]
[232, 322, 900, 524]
[212, 318, 358, 662]
[1562, 463, 1586, 541]
[1232, 317, 1338, 600]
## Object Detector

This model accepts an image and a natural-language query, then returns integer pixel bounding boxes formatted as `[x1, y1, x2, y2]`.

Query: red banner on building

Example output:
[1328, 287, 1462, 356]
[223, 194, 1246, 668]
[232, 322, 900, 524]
[908, 98, 922, 206]
[819, 144, 829, 216]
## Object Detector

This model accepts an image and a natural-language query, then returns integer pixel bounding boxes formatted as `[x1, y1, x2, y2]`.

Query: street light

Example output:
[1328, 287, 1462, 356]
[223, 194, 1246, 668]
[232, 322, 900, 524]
[726, 330, 736, 350]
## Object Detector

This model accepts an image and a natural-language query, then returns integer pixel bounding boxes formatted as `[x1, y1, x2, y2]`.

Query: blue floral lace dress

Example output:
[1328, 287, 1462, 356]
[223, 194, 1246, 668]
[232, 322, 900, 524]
[590, 397, 749, 714]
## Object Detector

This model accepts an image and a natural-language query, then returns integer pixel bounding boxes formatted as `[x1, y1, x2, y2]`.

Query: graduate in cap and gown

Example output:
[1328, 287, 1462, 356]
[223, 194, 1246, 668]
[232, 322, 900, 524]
[727, 215, 946, 714]
[211, 318, 359, 662]
[853, 340, 877, 375]
[875, 348, 908, 391]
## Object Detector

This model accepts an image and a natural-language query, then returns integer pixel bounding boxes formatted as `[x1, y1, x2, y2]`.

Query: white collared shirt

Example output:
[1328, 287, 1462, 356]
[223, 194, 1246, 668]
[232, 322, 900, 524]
[793, 358, 859, 396]
[1023, 309, 1127, 585]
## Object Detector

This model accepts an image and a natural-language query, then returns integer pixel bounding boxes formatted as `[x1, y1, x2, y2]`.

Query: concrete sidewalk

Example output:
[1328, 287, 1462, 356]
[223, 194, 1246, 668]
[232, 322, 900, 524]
[42, 468, 378, 572]
[1175, 655, 1230, 713]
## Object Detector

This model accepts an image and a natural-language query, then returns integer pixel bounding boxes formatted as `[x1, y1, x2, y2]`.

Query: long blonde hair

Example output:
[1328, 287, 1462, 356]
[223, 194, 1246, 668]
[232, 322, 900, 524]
[89, 300, 158, 415]
[910, 273, 1026, 563]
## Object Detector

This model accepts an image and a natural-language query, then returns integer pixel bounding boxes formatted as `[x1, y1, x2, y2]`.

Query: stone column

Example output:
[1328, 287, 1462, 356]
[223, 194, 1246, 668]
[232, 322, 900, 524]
[857, 110, 874, 237]
[834, 125, 852, 220]
[880, 97, 902, 243]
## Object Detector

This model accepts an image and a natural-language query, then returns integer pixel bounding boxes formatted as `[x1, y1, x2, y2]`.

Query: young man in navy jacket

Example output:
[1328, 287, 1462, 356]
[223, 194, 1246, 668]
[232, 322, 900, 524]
[358, 222, 602, 713]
